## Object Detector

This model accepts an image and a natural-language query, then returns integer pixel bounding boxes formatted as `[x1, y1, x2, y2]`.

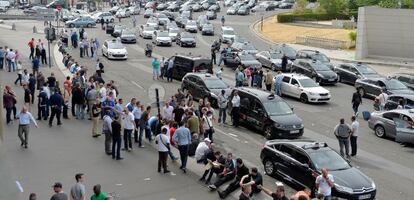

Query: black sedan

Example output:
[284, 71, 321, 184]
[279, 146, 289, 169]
[334, 63, 382, 85]
[291, 59, 338, 85]
[222, 52, 262, 70]
[261, 140, 376, 200]
[206, 10, 217, 20]
[271, 44, 297, 60]
[176, 32, 196, 47]
[355, 77, 414, 99]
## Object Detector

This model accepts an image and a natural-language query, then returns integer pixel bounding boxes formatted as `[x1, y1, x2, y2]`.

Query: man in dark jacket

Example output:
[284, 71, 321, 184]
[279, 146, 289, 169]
[49, 90, 64, 127]
[40, 44, 47, 65]
[28, 74, 36, 104]
[218, 158, 250, 199]
[71, 84, 85, 120]
[351, 88, 362, 116]
[37, 87, 48, 120]
[281, 54, 288, 72]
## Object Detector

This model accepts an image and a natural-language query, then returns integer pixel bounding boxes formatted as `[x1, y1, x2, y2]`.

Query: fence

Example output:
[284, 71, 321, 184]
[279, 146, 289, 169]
[296, 36, 353, 49]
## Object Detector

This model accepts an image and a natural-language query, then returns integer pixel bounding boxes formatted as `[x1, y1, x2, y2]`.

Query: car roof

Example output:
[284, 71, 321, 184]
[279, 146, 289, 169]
[105, 39, 121, 44]
[221, 26, 234, 31]
[265, 139, 331, 152]
[185, 73, 218, 80]
[175, 54, 209, 60]
[235, 87, 283, 102]
[394, 72, 414, 77]
[298, 49, 321, 54]
[388, 94, 414, 99]
[282, 73, 311, 80]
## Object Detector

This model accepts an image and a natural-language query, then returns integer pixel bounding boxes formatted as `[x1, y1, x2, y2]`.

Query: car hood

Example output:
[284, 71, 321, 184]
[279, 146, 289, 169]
[157, 36, 171, 40]
[270, 114, 303, 126]
[181, 38, 196, 42]
[317, 70, 337, 78]
[169, 33, 178, 36]
[330, 167, 374, 190]
[121, 34, 136, 38]
[210, 88, 232, 97]
[305, 86, 330, 94]
[143, 31, 153, 34]
[241, 59, 261, 66]
[389, 89, 414, 95]
[186, 25, 197, 28]
[108, 49, 127, 54]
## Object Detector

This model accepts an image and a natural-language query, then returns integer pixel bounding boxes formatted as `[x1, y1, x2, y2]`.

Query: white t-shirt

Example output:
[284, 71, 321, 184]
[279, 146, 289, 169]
[378, 93, 388, 106]
[99, 87, 107, 99]
[232, 95, 240, 107]
[123, 112, 135, 130]
[351, 121, 360, 137]
[164, 105, 174, 121]
[195, 142, 210, 161]
[155, 134, 170, 152]
[316, 174, 334, 196]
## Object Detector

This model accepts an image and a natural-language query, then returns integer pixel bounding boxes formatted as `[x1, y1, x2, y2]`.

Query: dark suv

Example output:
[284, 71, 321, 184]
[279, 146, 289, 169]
[292, 59, 338, 85]
[169, 54, 213, 80]
[260, 140, 376, 200]
[227, 87, 303, 139]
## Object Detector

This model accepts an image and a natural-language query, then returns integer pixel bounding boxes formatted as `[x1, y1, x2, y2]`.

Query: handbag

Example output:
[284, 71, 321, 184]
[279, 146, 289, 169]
[159, 135, 170, 151]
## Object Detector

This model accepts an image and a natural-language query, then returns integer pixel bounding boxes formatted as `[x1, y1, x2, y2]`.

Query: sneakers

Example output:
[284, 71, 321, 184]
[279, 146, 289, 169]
[208, 184, 217, 191]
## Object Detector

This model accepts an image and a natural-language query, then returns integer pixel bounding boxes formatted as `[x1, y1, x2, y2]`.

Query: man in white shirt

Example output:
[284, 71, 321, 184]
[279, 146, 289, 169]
[122, 108, 136, 152]
[376, 89, 388, 111]
[231, 91, 241, 127]
[350, 116, 359, 157]
[195, 138, 212, 163]
[155, 128, 170, 173]
[132, 102, 141, 143]
[163, 101, 174, 121]
[315, 168, 334, 200]
[17, 106, 38, 148]
[99, 83, 107, 101]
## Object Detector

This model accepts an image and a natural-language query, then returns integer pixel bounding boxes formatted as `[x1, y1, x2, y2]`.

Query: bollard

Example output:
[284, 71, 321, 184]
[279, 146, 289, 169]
[33, 26, 37, 33]
[11, 23, 16, 30]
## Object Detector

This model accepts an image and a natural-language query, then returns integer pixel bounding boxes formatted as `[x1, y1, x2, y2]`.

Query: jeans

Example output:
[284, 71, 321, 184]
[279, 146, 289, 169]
[168, 150, 177, 160]
[104, 130, 112, 154]
[134, 119, 140, 142]
[75, 104, 85, 119]
[5, 107, 12, 124]
[178, 144, 189, 169]
[232, 107, 240, 127]
[145, 126, 152, 142]
[123, 129, 133, 150]
[235, 81, 243, 87]
[204, 128, 214, 142]
[213, 173, 235, 188]
[18, 125, 30, 145]
[138, 123, 145, 146]
[14, 74, 22, 85]
[350, 136, 358, 156]
[338, 137, 350, 158]
[222, 178, 241, 197]
[8, 61, 15, 72]
[323, 196, 332, 200]
[352, 103, 360, 114]
[158, 151, 169, 172]
[112, 137, 122, 159]
[0, 57, 4, 69]
[219, 108, 227, 123]
[37, 105, 47, 120]
[167, 68, 173, 82]
[275, 83, 282, 96]
[49, 107, 61, 125]
[29, 48, 34, 59]
[379, 105, 385, 111]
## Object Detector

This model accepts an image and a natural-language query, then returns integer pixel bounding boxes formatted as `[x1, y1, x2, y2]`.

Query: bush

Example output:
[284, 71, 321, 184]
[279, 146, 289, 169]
[349, 32, 357, 42]
[277, 12, 354, 23]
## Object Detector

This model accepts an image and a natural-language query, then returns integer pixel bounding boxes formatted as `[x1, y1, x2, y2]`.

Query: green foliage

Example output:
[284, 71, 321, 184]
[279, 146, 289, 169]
[349, 32, 357, 42]
[318, 0, 348, 14]
[378, 0, 399, 8]
[356, 0, 381, 7]
[277, 12, 353, 23]
[293, 0, 310, 14]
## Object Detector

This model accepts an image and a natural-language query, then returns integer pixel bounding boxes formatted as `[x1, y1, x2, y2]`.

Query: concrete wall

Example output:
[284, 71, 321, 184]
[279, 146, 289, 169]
[356, 6, 414, 61]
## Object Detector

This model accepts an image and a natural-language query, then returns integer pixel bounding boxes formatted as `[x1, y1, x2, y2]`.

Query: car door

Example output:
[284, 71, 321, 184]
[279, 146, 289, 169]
[337, 64, 352, 83]
[289, 149, 314, 189]
[274, 144, 296, 181]
[195, 77, 209, 99]
[281, 76, 291, 96]
[385, 96, 401, 110]
[290, 78, 302, 99]
[261, 51, 271, 67]
[183, 75, 196, 95]
[382, 112, 400, 137]
[394, 117, 414, 144]
[303, 63, 314, 78]
[348, 67, 360, 84]
[249, 99, 265, 130]
[365, 80, 380, 97]
[239, 93, 251, 123]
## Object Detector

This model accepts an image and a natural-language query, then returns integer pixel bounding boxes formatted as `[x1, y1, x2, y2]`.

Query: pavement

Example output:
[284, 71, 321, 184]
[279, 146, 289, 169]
[1, 7, 414, 200]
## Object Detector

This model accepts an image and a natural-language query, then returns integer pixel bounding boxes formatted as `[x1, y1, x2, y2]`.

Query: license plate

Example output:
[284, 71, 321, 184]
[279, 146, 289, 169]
[358, 194, 371, 199]
[329, 79, 335, 81]
[290, 130, 300, 134]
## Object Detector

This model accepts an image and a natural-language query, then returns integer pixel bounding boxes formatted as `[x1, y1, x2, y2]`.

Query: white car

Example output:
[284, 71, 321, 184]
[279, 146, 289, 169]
[185, 20, 198, 33]
[226, 5, 239, 15]
[152, 31, 172, 46]
[168, 27, 180, 41]
[146, 17, 159, 29]
[102, 39, 128, 60]
[116, 8, 130, 18]
[128, 6, 140, 15]
[91, 12, 115, 23]
[109, 6, 121, 14]
[139, 24, 156, 39]
[277, 73, 331, 103]
[220, 26, 236, 43]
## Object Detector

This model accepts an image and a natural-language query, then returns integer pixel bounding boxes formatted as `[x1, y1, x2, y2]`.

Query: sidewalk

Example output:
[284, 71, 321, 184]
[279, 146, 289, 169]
[252, 16, 414, 68]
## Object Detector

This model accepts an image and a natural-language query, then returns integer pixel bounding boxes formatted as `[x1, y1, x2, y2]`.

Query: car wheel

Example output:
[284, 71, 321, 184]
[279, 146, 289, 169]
[358, 87, 366, 97]
[300, 93, 308, 103]
[97, 19, 101, 23]
[87, 24, 92, 28]
[263, 158, 276, 176]
[375, 125, 386, 138]
[69, 24, 75, 28]
[271, 63, 276, 71]
[337, 74, 341, 83]
[110, 18, 114, 23]
[264, 126, 273, 140]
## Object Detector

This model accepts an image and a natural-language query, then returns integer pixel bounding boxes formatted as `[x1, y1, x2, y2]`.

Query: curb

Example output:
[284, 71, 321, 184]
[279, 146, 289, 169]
[250, 15, 414, 69]
[53, 43, 71, 78]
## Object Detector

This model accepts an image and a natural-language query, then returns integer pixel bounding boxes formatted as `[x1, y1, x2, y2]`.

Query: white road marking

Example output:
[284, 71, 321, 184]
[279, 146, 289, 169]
[15, 181, 24, 192]
[227, 133, 238, 137]
[144, 178, 151, 181]
[115, 183, 123, 186]
[131, 81, 145, 91]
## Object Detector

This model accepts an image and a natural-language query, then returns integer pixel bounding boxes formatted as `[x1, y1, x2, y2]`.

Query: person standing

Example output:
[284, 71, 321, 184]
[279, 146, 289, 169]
[350, 116, 359, 157]
[163, 101, 174, 121]
[91, 99, 102, 138]
[155, 128, 171, 173]
[37, 87, 48, 120]
[6, 49, 16, 72]
[87, 85, 98, 120]
[139, 106, 151, 148]
[14, 61, 23, 85]
[315, 168, 334, 200]
[17, 106, 38, 148]
[50, 182, 68, 200]
[90, 184, 106, 200]
[40, 44, 47, 65]
[132, 102, 142, 143]
[258, 182, 289, 200]
[79, 40, 84, 58]
[70, 173, 86, 200]
[35, 45, 41, 60]
[333, 118, 351, 159]
[72, 84, 85, 120]
[122, 108, 136, 152]
[202, 108, 215, 142]
[28, 38, 35, 60]
[23, 84, 32, 111]
[102, 109, 113, 155]
[231, 91, 240, 128]
[0, 46, 5, 70]
[111, 115, 123, 160]
[152, 57, 160, 80]
[49, 90, 64, 127]
[173, 121, 192, 173]
[351, 88, 362, 116]
[3, 86, 15, 124]
[281, 54, 288, 72]
[218, 89, 228, 124]
[96, 59, 104, 77]
[167, 58, 174, 82]
[235, 67, 245, 87]
[376, 89, 388, 111]
[28, 74, 36, 104]
[264, 70, 273, 91]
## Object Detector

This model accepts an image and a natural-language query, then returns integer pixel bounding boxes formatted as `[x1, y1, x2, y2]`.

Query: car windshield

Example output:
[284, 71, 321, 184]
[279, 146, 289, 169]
[187, 21, 196, 26]
[223, 30, 234, 35]
[239, 54, 256, 61]
[309, 149, 351, 171]
[311, 62, 330, 71]
[204, 78, 227, 89]
[311, 53, 330, 62]
[158, 32, 169, 37]
[263, 101, 293, 116]
[207, 11, 214, 14]
[108, 43, 124, 49]
[169, 29, 179, 33]
[270, 52, 283, 59]
[278, 46, 296, 56]
[144, 26, 154, 31]
[147, 18, 157, 23]
[298, 79, 319, 88]
[158, 14, 167, 18]
[356, 65, 377, 75]
[122, 30, 135, 35]
[182, 33, 194, 38]
[386, 79, 408, 90]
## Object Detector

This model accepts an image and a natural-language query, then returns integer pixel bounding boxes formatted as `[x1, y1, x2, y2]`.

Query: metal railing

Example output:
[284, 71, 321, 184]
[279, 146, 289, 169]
[296, 36, 353, 49]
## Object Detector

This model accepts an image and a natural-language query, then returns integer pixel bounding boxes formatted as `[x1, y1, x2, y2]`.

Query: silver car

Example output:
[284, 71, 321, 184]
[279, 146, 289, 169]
[368, 109, 414, 144]
[120, 29, 137, 43]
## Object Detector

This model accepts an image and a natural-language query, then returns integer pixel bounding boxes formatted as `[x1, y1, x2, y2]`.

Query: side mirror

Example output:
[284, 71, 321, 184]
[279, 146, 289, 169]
[294, 83, 299, 87]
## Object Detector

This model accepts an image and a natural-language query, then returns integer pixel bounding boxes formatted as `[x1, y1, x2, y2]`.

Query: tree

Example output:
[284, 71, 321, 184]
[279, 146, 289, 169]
[356, 0, 381, 7]
[318, 0, 348, 14]
[378, 0, 399, 8]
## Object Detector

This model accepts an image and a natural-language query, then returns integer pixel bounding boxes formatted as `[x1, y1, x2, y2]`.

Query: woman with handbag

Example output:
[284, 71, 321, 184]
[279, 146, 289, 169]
[201, 108, 215, 142]
[155, 128, 171, 174]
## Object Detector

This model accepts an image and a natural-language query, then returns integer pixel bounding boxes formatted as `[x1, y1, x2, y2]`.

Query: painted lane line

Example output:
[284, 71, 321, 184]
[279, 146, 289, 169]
[15, 181, 24, 192]
[227, 133, 238, 137]
[131, 81, 145, 91]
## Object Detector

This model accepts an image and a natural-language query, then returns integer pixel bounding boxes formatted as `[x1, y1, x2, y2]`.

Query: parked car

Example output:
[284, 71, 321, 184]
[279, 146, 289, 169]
[111, 25, 126, 37]
[271, 44, 296, 60]
[385, 94, 414, 110]
[65, 16, 96, 28]
[228, 87, 304, 139]
[237, 5, 250, 15]
[201, 23, 214, 35]
[176, 32, 196, 47]
[120, 28, 137, 43]
[105, 23, 115, 34]
[230, 42, 258, 55]
[261, 140, 377, 199]
[181, 73, 231, 107]
[143, 9, 153, 18]
[334, 63, 382, 85]
[192, 3, 203, 12]
[23, 6, 47, 14]
[220, 26, 236, 44]
[368, 109, 414, 144]
[392, 72, 414, 90]
[291, 59, 338, 85]
[206, 10, 217, 20]
[296, 50, 334, 69]
[115, 8, 130, 18]
[251, 4, 267, 12]
[91, 12, 114, 23]
[255, 50, 292, 71]
[167, 3, 180, 12]
[223, 52, 262, 70]
[156, 3, 168, 11]
[154, 13, 169, 25]
[128, 6, 140, 15]
[145, 17, 159, 29]
[152, 31, 172, 46]
[139, 24, 156, 39]
[226, 5, 239, 15]
[175, 16, 189, 28]
[168, 27, 180, 41]
[208, 4, 220, 12]
[355, 77, 414, 98]
[278, 73, 331, 103]
[102, 39, 128, 60]
[108, 5, 121, 14]
[185, 20, 198, 33]
[169, 54, 213, 80]
[279, 0, 295, 9]
[224, 0, 236, 7]
[181, 10, 193, 20]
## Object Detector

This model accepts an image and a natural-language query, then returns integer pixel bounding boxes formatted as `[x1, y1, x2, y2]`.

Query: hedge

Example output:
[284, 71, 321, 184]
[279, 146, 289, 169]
[277, 12, 358, 23]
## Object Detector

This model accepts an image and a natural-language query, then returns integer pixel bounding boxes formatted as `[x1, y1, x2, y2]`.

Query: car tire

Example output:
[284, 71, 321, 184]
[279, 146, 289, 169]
[264, 126, 273, 140]
[69, 24, 75, 28]
[271, 63, 276, 71]
[110, 18, 114, 23]
[337, 74, 341, 83]
[358, 87, 366, 98]
[300, 93, 308, 103]
[375, 125, 386, 138]
[263, 158, 276, 176]
[87, 24, 92, 28]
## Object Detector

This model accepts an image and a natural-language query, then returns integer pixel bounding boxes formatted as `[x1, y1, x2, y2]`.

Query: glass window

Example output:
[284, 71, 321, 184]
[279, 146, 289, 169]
[282, 76, 291, 83]
[291, 79, 299, 85]
[292, 150, 310, 164]
[383, 112, 400, 120]
[279, 145, 294, 157]
[385, 79, 408, 90]
[298, 79, 319, 88]
[308, 149, 350, 171]
[356, 65, 377, 75]
[204, 78, 227, 89]
[263, 100, 293, 116]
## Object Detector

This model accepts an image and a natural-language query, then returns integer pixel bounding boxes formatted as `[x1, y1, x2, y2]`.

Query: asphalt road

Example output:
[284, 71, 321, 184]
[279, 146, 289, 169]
[0, 7, 413, 200]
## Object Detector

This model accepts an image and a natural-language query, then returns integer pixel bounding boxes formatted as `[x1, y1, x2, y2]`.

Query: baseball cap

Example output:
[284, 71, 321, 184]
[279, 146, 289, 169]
[52, 182, 62, 188]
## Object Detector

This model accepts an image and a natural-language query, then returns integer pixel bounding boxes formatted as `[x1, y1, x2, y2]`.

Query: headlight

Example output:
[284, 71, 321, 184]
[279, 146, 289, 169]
[317, 73, 324, 78]
[308, 92, 317, 96]
[371, 181, 376, 189]
[335, 183, 353, 193]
